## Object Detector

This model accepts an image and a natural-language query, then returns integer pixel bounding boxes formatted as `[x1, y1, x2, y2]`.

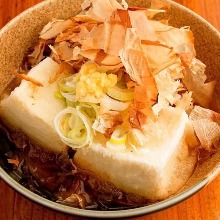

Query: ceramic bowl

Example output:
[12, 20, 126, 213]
[0, 0, 220, 218]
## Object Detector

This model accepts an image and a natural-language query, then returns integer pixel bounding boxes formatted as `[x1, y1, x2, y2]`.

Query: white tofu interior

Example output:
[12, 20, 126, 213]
[74, 107, 197, 200]
[0, 57, 66, 153]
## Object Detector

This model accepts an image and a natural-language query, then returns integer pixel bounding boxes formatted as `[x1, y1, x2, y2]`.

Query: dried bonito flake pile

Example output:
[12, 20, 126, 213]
[21, 0, 220, 152]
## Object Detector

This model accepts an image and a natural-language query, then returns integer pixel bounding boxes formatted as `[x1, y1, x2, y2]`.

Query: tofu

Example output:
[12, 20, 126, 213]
[0, 57, 67, 153]
[0, 58, 197, 199]
[74, 107, 197, 200]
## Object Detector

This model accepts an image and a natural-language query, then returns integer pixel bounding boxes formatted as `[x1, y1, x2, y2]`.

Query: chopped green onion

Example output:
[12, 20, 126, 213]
[60, 115, 71, 136]
[54, 91, 65, 101]
[66, 99, 74, 107]
[106, 128, 128, 152]
[54, 106, 93, 148]
[127, 132, 139, 152]
[107, 84, 134, 101]
[109, 128, 127, 145]
[67, 126, 87, 143]
[80, 103, 99, 122]
[58, 75, 79, 102]
[60, 84, 75, 92]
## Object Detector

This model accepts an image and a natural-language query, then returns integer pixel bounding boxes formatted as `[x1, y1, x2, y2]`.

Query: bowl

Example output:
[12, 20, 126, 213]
[0, 0, 220, 218]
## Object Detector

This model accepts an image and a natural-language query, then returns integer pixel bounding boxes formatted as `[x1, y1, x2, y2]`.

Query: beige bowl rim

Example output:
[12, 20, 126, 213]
[0, 0, 219, 218]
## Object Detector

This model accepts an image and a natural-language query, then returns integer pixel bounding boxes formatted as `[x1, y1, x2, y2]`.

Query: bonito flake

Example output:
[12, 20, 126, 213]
[20, 0, 218, 151]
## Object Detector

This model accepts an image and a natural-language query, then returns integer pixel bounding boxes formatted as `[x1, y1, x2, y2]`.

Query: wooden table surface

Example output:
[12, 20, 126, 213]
[0, 0, 220, 219]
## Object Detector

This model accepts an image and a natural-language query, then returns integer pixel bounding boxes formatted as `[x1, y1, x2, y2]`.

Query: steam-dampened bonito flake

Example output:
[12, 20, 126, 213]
[189, 106, 220, 151]
[183, 59, 216, 108]
[40, 19, 74, 40]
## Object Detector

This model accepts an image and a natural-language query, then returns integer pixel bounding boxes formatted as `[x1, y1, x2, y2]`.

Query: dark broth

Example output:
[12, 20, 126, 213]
[0, 120, 151, 210]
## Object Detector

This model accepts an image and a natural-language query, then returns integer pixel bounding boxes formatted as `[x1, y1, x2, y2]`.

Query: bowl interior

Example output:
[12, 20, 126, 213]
[0, 0, 220, 218]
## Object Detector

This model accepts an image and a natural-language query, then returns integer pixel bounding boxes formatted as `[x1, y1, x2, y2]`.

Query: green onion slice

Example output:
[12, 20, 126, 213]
[59, 75, 79, 102]
[106, 127, 128, 151]
[54, 106, 93, 148]
[107, 84, 134, 101]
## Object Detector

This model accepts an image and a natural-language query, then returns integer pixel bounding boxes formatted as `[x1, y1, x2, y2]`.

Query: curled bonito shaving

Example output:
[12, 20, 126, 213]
[19, 0, 218, 149]
[190, 106, 220, 151]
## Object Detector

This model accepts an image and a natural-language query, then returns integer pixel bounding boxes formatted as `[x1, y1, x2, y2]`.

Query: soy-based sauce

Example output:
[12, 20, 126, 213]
[0, 122, 150, 210]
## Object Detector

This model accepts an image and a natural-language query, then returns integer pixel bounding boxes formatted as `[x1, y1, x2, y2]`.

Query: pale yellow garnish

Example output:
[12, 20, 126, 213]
[75, 63, 117, 102]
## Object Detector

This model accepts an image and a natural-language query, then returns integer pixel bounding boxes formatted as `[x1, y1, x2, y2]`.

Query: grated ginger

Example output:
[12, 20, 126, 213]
[75, 63, 117, 102]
